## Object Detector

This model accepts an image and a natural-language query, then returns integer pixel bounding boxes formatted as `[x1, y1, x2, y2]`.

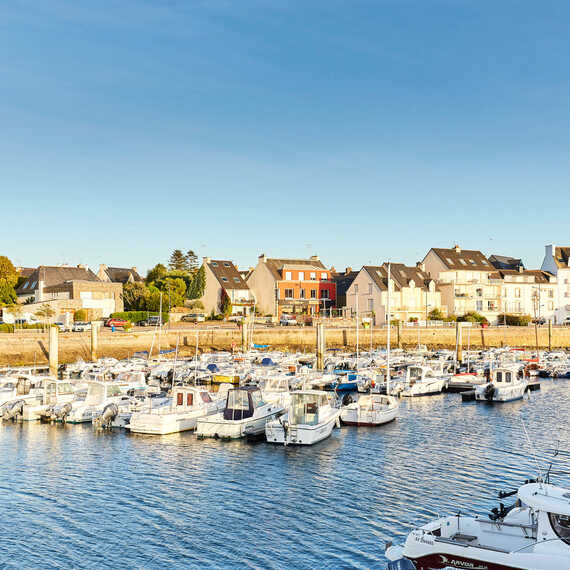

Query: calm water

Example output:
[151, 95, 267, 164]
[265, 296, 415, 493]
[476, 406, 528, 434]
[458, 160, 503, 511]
[1, 380, 570, 569]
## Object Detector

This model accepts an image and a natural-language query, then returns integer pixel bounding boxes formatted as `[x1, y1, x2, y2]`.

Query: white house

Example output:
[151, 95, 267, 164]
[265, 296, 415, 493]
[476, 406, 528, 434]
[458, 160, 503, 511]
[541, 244, 570, 324]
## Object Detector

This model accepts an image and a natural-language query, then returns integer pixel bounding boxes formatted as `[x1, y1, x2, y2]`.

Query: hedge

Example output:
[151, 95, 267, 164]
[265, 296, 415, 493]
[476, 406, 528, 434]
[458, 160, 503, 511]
[497, 314, 532, 326]
[109, 311, 170, 323]
[0, 323, 48, 333]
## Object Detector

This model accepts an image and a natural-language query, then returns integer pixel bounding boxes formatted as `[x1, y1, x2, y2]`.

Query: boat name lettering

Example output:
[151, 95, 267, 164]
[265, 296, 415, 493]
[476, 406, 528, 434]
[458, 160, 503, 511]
[414, 534, 434, 545]
[439, 555, 488, 570]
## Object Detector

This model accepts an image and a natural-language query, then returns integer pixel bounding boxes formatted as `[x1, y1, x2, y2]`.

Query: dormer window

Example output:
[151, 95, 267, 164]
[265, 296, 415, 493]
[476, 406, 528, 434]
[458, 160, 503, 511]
[459, 259, 467, 265]
[23, 282, 29, 289]
[469, 259, 476, 265]
[222, 277, 228, 282]
[446, 258, 454, 265]
[233, 277, 240, 283]
[224, 262, 230, 267]
[212, 262, 218, 267]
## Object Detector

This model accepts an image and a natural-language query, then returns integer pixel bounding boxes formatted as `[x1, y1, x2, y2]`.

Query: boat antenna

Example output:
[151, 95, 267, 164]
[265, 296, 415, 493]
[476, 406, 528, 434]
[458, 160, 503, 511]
[520, 417, 544, 486]
[544, 439, 560, 485]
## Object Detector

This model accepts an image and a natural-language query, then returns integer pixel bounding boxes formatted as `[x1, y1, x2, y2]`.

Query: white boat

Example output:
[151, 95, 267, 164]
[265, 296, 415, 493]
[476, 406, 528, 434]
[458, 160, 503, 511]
[340, 393, 398, 426]
[386, 480, 570, 569]
[63, 381, 131, 424]
[398, 365, 447, 397]
[196, 386, 283, 439]
[475, 366, 527, 403]
[0, 375, 45, 408]
[127, 386, 224, 435]
[265, 390, 340, 445]
[20, 379, 77, 421]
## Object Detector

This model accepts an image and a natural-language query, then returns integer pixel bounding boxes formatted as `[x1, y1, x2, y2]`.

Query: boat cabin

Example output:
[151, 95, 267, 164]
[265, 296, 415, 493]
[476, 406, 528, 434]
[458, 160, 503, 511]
[405, 365, 437, 384]
[491, 366, 522, 384]
[290, 391, 333, 426]
[44, 380, 75, 405]
[84, 382, 124, 406]
[173, 386, 212, 409]
[264, 377, 290, 393]
[223, 387, 265, 420]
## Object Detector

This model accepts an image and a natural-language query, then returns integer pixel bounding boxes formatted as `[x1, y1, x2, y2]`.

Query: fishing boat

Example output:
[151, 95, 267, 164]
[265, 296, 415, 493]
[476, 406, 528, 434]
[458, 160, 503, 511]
[127, 386, 224, 434]
[196, 386, 283, 439]
[475, 366, 527, 403]
[385, 479, 570, 569]
[397, 365, 447, 397]
[340, 393, 398, 426]
[20, 379, 77, 421]
[265, 390, 340, 445]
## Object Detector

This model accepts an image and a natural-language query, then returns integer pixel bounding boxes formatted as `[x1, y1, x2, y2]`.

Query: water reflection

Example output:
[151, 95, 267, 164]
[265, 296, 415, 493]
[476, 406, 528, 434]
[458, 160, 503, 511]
[1, 381, 569, 569]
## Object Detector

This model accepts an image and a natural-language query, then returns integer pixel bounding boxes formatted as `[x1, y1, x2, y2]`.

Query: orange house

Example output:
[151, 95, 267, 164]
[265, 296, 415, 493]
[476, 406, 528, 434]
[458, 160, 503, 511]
[246, 254, 337, 316]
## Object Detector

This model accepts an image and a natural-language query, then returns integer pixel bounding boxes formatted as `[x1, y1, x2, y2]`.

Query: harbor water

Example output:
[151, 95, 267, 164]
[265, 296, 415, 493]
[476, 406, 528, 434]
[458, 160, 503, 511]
[1, 379, 569, 569]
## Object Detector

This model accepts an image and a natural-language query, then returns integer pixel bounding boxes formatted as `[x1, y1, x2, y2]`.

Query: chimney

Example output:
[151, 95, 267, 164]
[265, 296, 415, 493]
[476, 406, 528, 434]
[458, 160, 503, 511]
[203, 256, 211, 264]
[77, 264, 88, 271]
[131, 266, 137, 273]
[518, 265, 523, 273]
[259, 253, 267, 263]
[416, 261, 425, 271]
[310, 255, 319, 261]
[99, 263, 108, 272]
[345, 267, 352, 275]
[454, 244, 461, 253]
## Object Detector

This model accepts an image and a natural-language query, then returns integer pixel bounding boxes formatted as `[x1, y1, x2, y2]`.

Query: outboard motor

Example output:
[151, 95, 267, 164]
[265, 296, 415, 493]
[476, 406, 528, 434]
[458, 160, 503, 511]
[54, 403, 72, 422]
[93, 403, 119, 429]
[1, 400, 25, 421]
[484, 383, 496, 401]
[39, 405, 57, 422]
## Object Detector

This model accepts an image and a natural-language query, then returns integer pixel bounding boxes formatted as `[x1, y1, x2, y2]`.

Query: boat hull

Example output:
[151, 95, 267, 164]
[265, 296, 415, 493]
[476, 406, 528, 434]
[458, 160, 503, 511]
[196, 409, 283, 439]
[265, 411, 340, 445]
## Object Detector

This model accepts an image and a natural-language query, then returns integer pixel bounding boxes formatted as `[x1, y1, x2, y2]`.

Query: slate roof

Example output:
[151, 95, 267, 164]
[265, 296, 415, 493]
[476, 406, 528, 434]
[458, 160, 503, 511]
[332, 270, 359, 298]
[16, 266, 100, 295]
[489, 254, 524, 271]
[430, 247, 493, 271]
[361, 263, 432, 292]
[263, 258, 327, 281]
[207, 260, 250, 290]
[496, 269, 554, 284]
[103, 267, 143, 284]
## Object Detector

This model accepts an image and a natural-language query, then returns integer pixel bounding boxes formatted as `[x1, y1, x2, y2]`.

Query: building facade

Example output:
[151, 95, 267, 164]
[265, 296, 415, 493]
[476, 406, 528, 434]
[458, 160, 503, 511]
[541, 244, 570, 324]
[246, 254, 336, 316]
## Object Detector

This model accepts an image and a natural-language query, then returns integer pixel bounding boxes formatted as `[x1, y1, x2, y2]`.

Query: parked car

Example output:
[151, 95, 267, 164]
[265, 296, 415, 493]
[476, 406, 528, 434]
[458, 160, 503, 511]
[280, 314, 298, 326]
[136, 316, 162, 327]
[54, 322, 70, 332]
[72, 322, 92, 332]
[180, 313, 206, 323]
[105, 318, 129, 328]
[564, 317, 570, 326]
[532, 317, 546, 325]
[228, 315, 245, 323]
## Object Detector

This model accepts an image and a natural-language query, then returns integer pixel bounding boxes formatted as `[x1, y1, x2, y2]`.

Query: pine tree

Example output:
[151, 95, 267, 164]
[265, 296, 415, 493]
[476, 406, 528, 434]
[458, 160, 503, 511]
[187, 265, 206, 299]
[219, 289, 232, 317]
[168, 249, 188, 272]
[146, 263, 167, 284]
[186, 250, 199, 275]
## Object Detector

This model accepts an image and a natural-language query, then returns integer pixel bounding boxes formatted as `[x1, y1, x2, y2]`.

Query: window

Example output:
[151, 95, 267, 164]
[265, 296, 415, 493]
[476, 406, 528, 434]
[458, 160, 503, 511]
[298, 272, 304, 281]
[515, 288, 521, 298]
[233, 277, 240, 283]
[321, 289, 329, 299]
[469, 259, 476, 265]
[187, 393, 194, 406]
[23, 282, 29, 289]
[284, 289, 294, 299]
[548, 302, 554, 310]
[321, 272, 327, 279]
[177, 393, 183, 406]
[476, 288, 483, 297]
[549, 513, 570, 545]
[476, 300, 483, 311]
[30, 281, 37, 289]
[310, 289, 317, 299]
[222, 277, 228, 282]
[212, 262, 218, 267]
[223, 262, 230, 267]
[459, 259, 467, 265]
[300, 289, 306, 299]
[548, 290, 554, 298]
[368, 299, 374, 311]
[285, 271, 292, 280]
[446, 258, 454, 265]
[310, 272, 316, 280]
[368, 283, 373, 294]
[496, 371, 503, 382]
[354, 284, 359, 294]
[505, 372, 512, 383]
[200, 392, 212, 403]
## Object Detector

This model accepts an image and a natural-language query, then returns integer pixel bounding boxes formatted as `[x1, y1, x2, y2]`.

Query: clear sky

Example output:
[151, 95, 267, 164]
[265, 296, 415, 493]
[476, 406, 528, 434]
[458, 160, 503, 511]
[2, 0, 569, 275]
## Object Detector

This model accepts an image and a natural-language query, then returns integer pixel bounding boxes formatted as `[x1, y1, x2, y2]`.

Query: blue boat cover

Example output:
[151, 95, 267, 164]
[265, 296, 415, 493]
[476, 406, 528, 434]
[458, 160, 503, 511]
[207, 364, 220, 372]
[261, 358, 274, 366]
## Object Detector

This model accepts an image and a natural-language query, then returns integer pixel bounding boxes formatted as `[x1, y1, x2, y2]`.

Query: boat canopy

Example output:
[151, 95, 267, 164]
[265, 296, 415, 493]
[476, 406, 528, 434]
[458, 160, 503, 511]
[290, 391, 331, 426]
[518, 483, 570, 516]
[223, 387, 264, 420]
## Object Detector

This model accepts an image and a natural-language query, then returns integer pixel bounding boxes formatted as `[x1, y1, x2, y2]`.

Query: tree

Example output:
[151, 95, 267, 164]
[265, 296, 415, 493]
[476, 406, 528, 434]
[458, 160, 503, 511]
[187, 265, 206, 299]
[146, 263, 167, 284]
[219, 289, 232, 317]
[428, 308, 445, 321]
[74, 309, 87, 322]
[168, 249, 188, 272]
[35, 303, 55, 326]
[122, 282, 149, 311]
[186, 250, 199, 275]
[0, 256, 18, 288]
[0, 279, 17, 306]
[154, 276, 186, 309]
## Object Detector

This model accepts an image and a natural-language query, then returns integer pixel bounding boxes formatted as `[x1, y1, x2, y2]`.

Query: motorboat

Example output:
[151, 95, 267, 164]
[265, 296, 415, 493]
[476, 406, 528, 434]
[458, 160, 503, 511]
[127, 386, 224, 434]
[475, 366, 527, 403]
[340, 393, 398, 426]
[196, 386, 283, 439]
[397, 365, 447, 397]
[0, 375, 45, 408]
[20, 379, 77, 421]
[265, 390, 340, 445]
[386, 479, 570, 569]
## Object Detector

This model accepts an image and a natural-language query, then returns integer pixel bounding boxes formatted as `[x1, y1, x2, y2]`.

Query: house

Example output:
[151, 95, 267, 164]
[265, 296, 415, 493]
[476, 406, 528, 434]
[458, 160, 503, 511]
[246, 254, 336, 316]
[97, 264, 143, 284]
[494, 268, 557, 322]
[199, 258, 255, 316]
[8, 265, 123, 323]
[541, 244, 570, 323]
[488, 255, 525, 271]
[345, 263, 442, 324]
[422, 245, 501, 323]
[331, 267, 359, 310]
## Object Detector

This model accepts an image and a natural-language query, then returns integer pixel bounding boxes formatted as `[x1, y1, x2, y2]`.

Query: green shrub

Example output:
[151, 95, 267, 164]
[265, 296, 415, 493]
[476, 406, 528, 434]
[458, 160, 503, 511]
[458, 311, 488, 324]
[0, 323, 14, 333]
[74, 309, 87, 322]
[497, 314, 532, 326]
[109, 311, 169, 323]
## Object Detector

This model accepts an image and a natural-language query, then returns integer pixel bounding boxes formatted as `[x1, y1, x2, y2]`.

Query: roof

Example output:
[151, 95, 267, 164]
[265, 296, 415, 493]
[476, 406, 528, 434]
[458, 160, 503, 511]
[16, 266, 100, 295]
[263, 257, 327, 281]
[518, 483, 570, 516]
[554, 247, 570, 268]
[206, 260, 250, 290]
[430, 247, 493, 271]
[17, 267, 35, 278]
[332, 271, 359, 297]
[103, 267, 143, 284]
[496, 269, 554, 284]
[488, 254, 524, 271]
[361, 263, 433, 292]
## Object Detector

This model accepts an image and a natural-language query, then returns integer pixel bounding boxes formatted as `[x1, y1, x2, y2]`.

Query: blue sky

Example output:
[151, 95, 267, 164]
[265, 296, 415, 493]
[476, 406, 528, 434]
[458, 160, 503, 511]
[2, 0, 569, 275]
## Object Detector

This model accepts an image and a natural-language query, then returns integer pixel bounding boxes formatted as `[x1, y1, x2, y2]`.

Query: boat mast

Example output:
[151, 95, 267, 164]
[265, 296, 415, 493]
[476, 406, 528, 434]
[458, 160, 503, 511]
[158, 292, 163, 359]
[386, 262, 391, 395]
[356, 293, 359, 371]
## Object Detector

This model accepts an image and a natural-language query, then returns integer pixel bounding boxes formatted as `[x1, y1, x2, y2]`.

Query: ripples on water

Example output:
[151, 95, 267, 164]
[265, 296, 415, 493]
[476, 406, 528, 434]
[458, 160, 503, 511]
[1, 380, 569, 569]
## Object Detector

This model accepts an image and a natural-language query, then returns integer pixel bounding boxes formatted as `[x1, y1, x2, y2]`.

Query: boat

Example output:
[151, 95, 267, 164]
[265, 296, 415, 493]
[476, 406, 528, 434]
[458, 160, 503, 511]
[265, 390, 340, 445]
[398, 365, 447, 397]
[474, 366, 527, 403]
[127, 386, 224, 434]
[19, 379, 78, 421]
[195, 386, 283, 439]
[386, 479, 570, 569]
[0, 375, 45, 408]
[340, 393, 398, 426]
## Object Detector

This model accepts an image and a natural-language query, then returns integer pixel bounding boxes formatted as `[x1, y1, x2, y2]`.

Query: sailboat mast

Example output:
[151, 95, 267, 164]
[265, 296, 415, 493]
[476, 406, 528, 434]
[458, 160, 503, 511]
[356, 293, 359, 370]
[386, 262, 391, 395]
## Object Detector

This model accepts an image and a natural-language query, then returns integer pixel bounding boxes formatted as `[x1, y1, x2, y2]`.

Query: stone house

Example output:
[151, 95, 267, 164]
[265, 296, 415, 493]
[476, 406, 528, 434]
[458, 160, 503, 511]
[97, 264, 143, 284]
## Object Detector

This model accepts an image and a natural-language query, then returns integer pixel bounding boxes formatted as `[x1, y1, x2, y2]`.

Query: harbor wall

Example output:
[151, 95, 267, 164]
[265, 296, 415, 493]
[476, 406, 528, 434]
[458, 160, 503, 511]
[0, 326, 569, 366]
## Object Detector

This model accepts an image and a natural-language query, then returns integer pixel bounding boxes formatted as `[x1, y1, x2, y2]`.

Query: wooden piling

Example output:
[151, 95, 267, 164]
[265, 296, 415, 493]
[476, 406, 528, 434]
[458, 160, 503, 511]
[91, 323, 98, 361]
[49, 326, 58, 376]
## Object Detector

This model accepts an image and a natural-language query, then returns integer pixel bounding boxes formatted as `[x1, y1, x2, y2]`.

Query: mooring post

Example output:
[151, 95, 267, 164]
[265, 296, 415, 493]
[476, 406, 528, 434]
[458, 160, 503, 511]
[456, 322, 463, 363]
[241, 320, 248, 353]
[49, 326, 59, 377]
[548, 320, 552, 351]
[91, 322, 99, 362]
[316, 323, 325, 371]
[397, 321, 401, 349]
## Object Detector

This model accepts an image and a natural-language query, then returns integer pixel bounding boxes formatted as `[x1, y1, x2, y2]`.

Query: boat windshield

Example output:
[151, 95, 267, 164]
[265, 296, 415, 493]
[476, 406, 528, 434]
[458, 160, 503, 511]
[291, 394, 322, 426]
[200, 392, 212, 403]
[549, 513, 570, 545]
[224, 390, 253, 420]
